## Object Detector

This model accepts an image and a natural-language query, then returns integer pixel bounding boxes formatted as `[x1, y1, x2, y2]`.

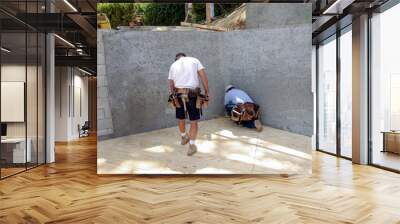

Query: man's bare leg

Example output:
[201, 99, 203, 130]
[189, 120, 198, 141]
[179, 119, 189, 145]
[179, 119, 186, 133]
[187, 120, 198, 156]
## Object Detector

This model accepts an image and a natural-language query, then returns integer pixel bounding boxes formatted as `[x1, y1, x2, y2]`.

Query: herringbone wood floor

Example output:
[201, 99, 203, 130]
[1, 135, 400, 224]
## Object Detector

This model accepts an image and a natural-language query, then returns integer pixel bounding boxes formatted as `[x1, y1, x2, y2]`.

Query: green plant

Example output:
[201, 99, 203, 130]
[142, 4, 185, 26]
[97, 3, 145, 28]
[97, 3, 241, 28]
[192, 4, 206, 23]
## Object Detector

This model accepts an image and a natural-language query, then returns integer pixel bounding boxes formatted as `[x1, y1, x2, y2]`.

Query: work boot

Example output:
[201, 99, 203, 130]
[187, 144, 197, 156]
[181, 134, 190, 145]
[254, 119, 263, 132]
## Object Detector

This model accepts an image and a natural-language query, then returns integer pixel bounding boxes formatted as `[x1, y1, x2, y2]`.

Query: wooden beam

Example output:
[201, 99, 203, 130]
[206, 3, 211, 24]
[180, 22, 228, 32]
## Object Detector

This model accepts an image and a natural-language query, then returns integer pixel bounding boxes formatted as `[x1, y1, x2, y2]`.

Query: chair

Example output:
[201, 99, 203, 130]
[78, 121, 90, 138]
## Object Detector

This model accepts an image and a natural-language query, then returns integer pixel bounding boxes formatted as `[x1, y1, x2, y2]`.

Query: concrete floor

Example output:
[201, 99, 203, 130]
[97, 118, 312, 174]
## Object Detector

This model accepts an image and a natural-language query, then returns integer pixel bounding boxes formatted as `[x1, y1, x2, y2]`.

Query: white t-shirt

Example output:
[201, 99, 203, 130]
[168, 56, 205, 89]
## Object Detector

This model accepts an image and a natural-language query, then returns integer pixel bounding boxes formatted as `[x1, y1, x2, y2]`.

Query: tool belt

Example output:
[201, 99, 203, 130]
[168, 87, 208, 110]
[168, 91, 181, 108]
[231, 102, 260, 123]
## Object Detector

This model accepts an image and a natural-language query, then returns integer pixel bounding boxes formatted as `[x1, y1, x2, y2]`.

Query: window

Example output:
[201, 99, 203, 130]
[0, 1, 47, 179]
[370, 2, 400, 171]
[316, 25, 353, 159]
[317, 35, 337, 154]
[339, 27, 352, 158]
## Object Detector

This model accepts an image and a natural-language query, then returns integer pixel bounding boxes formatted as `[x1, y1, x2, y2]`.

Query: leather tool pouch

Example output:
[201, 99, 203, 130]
[175, 88, 208, 110]
[231, 103, 260, 122]
[196, 94, 209, 109]
[168, 93, 181, 108]
[231, 106, 242, 122]
[254, 104, 261, 119]
[188, 88, 200, 98]
[241, 103, 255, 121]
[184, 88, 205, 109]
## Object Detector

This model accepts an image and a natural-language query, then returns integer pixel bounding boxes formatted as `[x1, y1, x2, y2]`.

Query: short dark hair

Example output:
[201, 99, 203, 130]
[175, 53, 186, 61]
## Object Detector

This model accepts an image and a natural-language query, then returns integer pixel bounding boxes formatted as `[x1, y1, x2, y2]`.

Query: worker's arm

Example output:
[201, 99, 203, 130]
[198, 69, 209, 98]
[169, 79, 175, 94]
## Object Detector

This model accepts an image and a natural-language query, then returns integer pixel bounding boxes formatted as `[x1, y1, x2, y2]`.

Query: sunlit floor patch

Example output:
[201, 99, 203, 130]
[97, 118, 311, 174]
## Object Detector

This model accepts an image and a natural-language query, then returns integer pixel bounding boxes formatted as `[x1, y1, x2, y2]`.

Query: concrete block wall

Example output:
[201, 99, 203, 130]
[224, 26, 312, 135]
[226, 3, 313, 135]
[246, 3, 312, 29]
[101, 31, 228, 138]
[97, 30, 114, 139]
[98, 3, 313, 139]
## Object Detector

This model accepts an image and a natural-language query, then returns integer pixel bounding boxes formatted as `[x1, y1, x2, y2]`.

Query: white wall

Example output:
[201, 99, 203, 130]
[71, 73, 89, 138]
[1, 82, 25, 122]
[55, 66, 70, 141]
[55, 67, 89, 141]
[1, 65, 26, 137]
[1, 65, 37, 138]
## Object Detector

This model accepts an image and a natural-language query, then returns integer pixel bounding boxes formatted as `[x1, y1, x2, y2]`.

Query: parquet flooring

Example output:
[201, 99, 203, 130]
[1, 135, 400, 224]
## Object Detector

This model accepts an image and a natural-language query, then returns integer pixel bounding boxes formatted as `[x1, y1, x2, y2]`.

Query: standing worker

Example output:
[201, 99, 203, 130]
[168, 53, 210, 156]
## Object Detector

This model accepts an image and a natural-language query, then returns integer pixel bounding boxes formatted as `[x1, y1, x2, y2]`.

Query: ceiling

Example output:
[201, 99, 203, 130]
[310, 0, 390, 43]
[0, 0, 97, 75]
[2, 0, 395, 74]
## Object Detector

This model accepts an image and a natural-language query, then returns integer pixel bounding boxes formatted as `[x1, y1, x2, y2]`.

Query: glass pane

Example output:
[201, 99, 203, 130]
[1, 30, 27, 177]
[340, 28, 352, 158]
[318, 36, 337, 154]
[371, 3, 400, 171]
[27, 31, 38, 169]
[26, 0, 38, 169]
[0, 1, 46, 178]
[38, 33, 45, 165]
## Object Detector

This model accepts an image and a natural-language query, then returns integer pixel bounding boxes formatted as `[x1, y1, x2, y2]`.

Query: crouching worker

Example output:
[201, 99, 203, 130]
[224, 85, 262, 132]
[168, 53, 210, 156]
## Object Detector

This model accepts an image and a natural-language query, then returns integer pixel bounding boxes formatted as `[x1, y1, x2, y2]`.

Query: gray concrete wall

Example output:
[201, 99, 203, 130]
[241, 3, 313, 136]
[101, 30, 229, 138]
[224, 26, 313, 135]
[99, 3, 313, 139]
[97, 30, 114, 139]
[246, 3, 311, 29]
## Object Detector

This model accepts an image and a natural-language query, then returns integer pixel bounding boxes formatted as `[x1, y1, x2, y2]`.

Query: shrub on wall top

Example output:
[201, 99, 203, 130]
[97, 3, 185, 28]
[97, 3, 240, 28]
[97, 3, 145, 28]
[142, 4, 185, 26]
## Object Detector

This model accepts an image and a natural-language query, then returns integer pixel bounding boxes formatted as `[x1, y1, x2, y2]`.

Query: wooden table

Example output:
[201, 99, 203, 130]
[381, 131, 400, 154]
[1, 138, 31, 164]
